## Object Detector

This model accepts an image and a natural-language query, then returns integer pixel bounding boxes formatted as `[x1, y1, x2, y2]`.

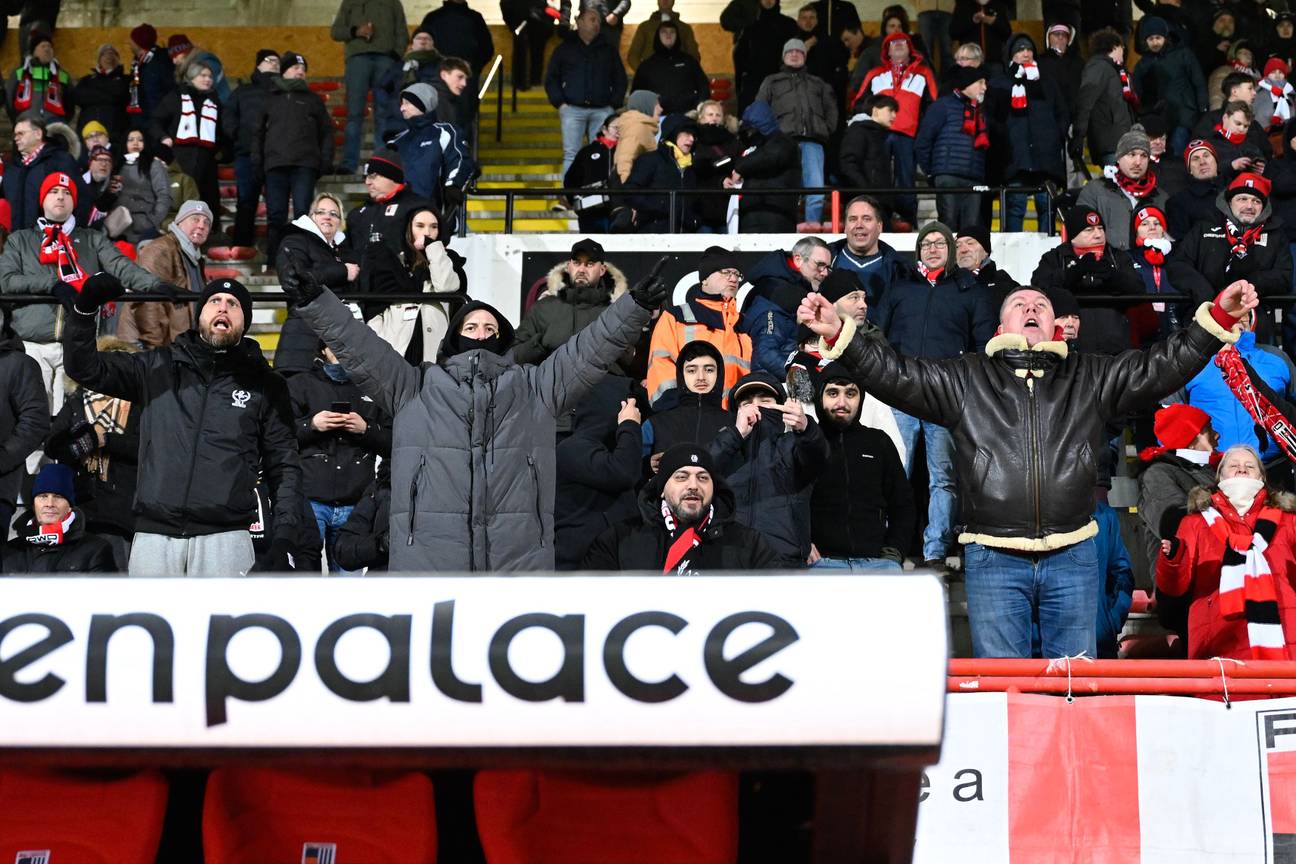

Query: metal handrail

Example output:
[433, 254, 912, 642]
[6, 291, 470, 306]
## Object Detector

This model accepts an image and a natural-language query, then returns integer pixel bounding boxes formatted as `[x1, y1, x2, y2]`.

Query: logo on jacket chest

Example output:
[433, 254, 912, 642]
[231, 388, 251, 408]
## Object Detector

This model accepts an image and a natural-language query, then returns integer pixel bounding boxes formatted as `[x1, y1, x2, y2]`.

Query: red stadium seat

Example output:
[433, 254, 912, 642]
[203, 768, 437, 864]
[474, 770, 739, 864]
[217, 165, 236, 181]
[310, 80, 342, 92]
[0, 769, 168, 864]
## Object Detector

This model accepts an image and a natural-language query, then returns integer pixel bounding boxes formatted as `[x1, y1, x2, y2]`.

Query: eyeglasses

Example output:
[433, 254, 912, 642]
[717, 268, 742, 280]
[919, 239, 948, 250]
[311, 209, 341, 219]
[809, 259, 831, 273]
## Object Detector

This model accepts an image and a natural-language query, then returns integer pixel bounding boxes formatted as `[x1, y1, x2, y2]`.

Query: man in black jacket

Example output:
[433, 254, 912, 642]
[733, 99, 801, 232]
[222, 49, 279, 247]
[797, 277, 1257, 657]
[288, 343, 391, 573]
[545, 9, 627, 175]
[1166, 138, 1223, 239]
[809, 363, 913, 570]
[0, 305, 49, 534]
[61, 274, 303, 577]
[345, 152, 421, 260]
[3, 463, 115, 574]
[583, 441, 780, 571]
[956, 225, 1019, 304]
[642, 339, 730, 468]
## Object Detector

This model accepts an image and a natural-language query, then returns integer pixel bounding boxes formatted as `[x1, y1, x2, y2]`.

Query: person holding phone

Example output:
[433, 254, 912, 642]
[287, 342, 391, 574]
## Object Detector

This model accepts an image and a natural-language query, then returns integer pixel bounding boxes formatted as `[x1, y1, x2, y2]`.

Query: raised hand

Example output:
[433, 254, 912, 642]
[1218, 280, 1259, 319]
[797, 291, 842, 338]
[630, 256, 671, 310]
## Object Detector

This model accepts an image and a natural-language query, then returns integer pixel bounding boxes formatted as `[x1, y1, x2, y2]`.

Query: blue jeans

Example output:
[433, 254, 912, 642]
[918, 10, 953, 72]
[311, 501, 358, 575]
[264, 165, 317, 267]
[1005, 187, 1051, 233]
[933, 174, 981, 232]
[886, 132, 916, 223]
[232, 154, 263, 247]
[559, 104, 614, 176]
[342, 52, 399, 172]
[799, 140, 825, 223]
[964, 539, 1100, 658]
[894, 411, 956, 562]
[812, 557, 903, 572]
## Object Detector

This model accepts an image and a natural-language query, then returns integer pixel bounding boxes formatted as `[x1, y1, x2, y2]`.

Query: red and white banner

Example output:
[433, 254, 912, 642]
[916, 693, 1296, 862]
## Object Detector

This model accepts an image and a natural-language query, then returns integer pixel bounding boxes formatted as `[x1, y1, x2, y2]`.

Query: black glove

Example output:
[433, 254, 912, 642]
[59, 272, 125, 315]
[279, 250, 325, 308]
[442, 186, 465, 210]
[630, 256, 671, 310]
[881, 546, 904, 565]
[67, 422, 99, 460]
[375, 531, 390, 556]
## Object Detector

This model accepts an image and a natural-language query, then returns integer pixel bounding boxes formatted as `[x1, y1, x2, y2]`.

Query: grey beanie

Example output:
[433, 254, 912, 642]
[1115, 124, 1152, 161]
[915, 221, 956, 258]
[401, 82, 439, 114]
[627, 89, 659, 116]
[783, 38, 808, 55]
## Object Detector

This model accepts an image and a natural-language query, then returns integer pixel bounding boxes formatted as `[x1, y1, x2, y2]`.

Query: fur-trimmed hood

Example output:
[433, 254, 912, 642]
[47, 121, 80, 160]
[542, 260, 628, 302]
[1188, 485, 1296, 513]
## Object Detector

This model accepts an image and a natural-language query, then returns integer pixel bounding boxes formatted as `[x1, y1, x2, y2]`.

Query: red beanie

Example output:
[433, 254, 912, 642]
[1184, 138, 1216, 168]
[130, 24, 158, 50]
[39, 171, 76, 208]
[1139, 404, 1212, 461]
[1265, 57, 1290, 79]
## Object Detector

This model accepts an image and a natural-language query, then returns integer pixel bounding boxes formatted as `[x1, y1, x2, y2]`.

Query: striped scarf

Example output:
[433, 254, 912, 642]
[1009, 61, 1038, 111]
[1215, 344, 1296, 462]
[1118, 63, 1139, 109]
[1201, 501, 1287, 660]
[661, 499, 713, 573]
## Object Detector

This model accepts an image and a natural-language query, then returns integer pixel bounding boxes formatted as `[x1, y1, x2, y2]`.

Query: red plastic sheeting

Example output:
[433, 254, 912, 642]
[475, 770, 739, 864]
[203, 768, 437, 864]
[0, 769, 168, 864]
[948, 658, 1296, 696]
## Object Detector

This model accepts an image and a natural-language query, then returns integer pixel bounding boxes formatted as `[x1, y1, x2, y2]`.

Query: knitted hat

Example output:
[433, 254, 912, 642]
[255, 48, 278, 66]
[363, 153, 404, 183]
[28, 28, 51, 50]
[279, 51, 307, 72]
[1064, 205, 1104, 239]
[167, 34, 193, 59]
[32, 463, 75, 504]
[570, 237, 604, 262]
[1115, 124, 1152, 160]
[1047, 23, 1071, 38]
[1153, 404, 1211, 450]
[1134, 205, 1168, 233]
[783, 38, 808, 56]
[627, 89, 659, 116]
[958, 225, 992, 256]
[657, 442, 717, 479]
[949, 64, 988, 91]
[175, 199, 214, 224]
[1266, 57, 1290, 79]
[1139, 112, 1169, 140]
[1227, 171, 1271, 205]
[698, 245, 740, 282]
[1046, 286, 1081, 318]
[1140, 16, 1168, 39]
[201, 278, 253, 322]
[1184, 138, 1217, 167]
[1007, 33, 1034, 59]
[401, 82, 438, 114]
[130, 24, 158, 50]
[916, 221, 955, 257]
[39, 171, 76, 208]
[818, 268, 865, 304]
[80, 120, 109, 140]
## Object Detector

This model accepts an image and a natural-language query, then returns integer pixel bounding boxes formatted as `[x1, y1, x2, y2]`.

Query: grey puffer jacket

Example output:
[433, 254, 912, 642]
[297, 289, 651, 572]
[754, 65, 839, 143]
[0, 224, 162, 343]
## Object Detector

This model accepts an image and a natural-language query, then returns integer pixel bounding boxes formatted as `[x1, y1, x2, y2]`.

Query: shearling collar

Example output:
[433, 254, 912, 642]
[984, 332, 1069, 359]
[985, 332, 1068, 378]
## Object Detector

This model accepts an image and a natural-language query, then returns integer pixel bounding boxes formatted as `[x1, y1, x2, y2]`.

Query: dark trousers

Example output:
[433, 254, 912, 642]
[264, 165, 317, 267]
[232, 154, 262, 248]
[512, 22, 551, 90]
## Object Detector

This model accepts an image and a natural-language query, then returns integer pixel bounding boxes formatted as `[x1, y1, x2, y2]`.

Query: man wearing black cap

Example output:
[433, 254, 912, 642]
[345, 151, 420, 258]
[257, 51, 333, 269]
[1031, 204, 1142, 354]
[583, 441, 779, 571]
[516, 238, 629, 368]
[223, 49, 280, 247]
[956, 226, 1019, 303]
[60, 273, 302, 577]
[3, 463, 116, 574]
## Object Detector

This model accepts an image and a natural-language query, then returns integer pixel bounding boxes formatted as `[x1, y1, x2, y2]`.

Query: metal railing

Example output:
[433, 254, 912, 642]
[464, 184, 1056, 235]
[6, 291, 470, 307]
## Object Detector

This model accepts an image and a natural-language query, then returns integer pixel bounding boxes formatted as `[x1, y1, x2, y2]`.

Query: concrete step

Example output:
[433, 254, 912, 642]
[477, 138, 563, 152]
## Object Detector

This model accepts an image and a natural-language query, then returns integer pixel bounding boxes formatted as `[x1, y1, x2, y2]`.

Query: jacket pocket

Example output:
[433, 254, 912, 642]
[971, 447, 991, 489]
[528, 455, 545, 548]
[407, 454, 426, 546]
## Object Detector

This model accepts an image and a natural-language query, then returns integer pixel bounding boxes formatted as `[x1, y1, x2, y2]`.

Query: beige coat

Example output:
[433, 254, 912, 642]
[367, 241, 459, 360]
[614, 110, 659, 182]
[626, 14, 700, 69]
[116, 233, 201, 348]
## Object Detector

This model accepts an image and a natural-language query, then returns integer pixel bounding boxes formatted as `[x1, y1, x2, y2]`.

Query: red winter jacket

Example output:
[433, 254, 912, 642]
[853, 32, 938, 138]
[1157, 487, 1296, 660]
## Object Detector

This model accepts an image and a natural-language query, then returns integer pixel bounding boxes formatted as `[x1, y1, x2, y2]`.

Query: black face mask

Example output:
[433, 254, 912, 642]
[455, 334, 503, 356]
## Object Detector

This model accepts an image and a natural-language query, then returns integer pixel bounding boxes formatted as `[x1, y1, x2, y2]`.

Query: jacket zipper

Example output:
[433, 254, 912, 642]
[1027, 380, 1042, 536]
[179, 374, 212, 538]
[528, 455, 545, 547]
[408, 453, 426, 546]
[839, 431, 860, 558]
[467, 353, 480, 569]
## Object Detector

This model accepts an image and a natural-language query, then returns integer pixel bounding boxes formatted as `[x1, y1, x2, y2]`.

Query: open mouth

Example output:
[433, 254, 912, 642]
[212, 317, 232, 333]
[1023, 316, 1041, 331]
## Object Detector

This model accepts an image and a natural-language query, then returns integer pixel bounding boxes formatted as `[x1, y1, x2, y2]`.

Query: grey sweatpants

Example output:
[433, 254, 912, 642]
[128, 530, 255, 577]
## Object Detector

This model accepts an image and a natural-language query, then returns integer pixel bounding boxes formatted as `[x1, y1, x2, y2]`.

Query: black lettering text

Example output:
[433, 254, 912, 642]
[489, 613, 584, 702]
[315, 613, 411, 702]
[952, 769, 983, 802]
[205, 614, 301, 727]
[430, 600, 483, 702]
[86, 613, 174, 703]
[704, 611, 798, 703]
[0, 613, 72, 702]
[603, 611, 688, 703]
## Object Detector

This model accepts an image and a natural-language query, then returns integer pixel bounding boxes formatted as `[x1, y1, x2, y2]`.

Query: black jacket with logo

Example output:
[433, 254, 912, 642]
[62, 311, 303, 537]
[288, 365, 391, 505]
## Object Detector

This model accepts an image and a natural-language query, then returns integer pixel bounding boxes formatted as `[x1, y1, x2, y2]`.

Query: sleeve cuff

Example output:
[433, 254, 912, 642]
[816, 316, 857, 361]
[1195, 301, 1241, 344]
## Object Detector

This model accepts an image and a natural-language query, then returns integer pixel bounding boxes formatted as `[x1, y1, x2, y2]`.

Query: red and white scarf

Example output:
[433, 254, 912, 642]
[1216, 122, 1247, 146]
[1009, 61, 1039, 111]
[957, 92, 990, 150]
[127, 49, 152, 115]
[37, 216, 86, 289]
[12, 57, 66, 117]
[1118, 62, 1140, 109]
[1200, 498, 1287, 660]
[1137, 235, 1171, 267]
[1265, 78, 1294, 129]
[24, 511, 74, 547]
[1223, 217, 1265, 258]
[175, 92, 219, 147]
[661, 498, 713, 573]
[1103, 163, 1158, 203]
[1216, 345, 1296, 463]
[917, 261, 943, 284]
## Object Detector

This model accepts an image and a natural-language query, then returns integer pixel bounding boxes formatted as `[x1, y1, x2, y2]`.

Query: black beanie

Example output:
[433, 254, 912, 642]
[818, 269, 865, 304]
[1065, 205, 1104, 240]
[201, 278, 254, 322]
[1047, 286, 1081, 318]
[698, 245, 740, 283]
[958, 225, 992, 257]
[364, 152, 404, 183]
[255, 48, 278, 66]
[657, 442, 717, 479]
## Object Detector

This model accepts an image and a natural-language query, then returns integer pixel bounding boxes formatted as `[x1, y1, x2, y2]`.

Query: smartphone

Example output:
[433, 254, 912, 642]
[331, 401, 352, 414]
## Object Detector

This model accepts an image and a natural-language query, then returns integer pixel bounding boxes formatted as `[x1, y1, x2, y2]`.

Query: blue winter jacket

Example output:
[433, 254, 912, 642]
[392, 111, 474, 211]
[914, 92, 987, 181]
[871, 263, 997, 360]
[742, 250, 812, 378]
[1184, 331, 1293, 460]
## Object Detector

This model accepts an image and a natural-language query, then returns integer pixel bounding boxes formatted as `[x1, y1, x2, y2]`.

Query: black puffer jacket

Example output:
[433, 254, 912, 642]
[731, 123, 801, 227]
[709, 372, 829, 565]
[581, 470, 781, 571]
[274, 218, 356, 374]
[3, 508, 117, 574]
[0, 329, 49, 507]
[288, 364, 392, 505]
[62, 312, 303, 538]
[631, 30, 711, 115]
[822, 304, 1237, 550]
[256, 77, 334, 172]
[73, 67, 130, 144]
[1167, 193, 1294, 309]
[645, 341, 731, 455]
[334, 462, 391, 572]
[625, 123, 698, 233]
[1166, 176, 1224, 239]
[1031, 242, 1144, 355]
[222, 70, 277, 159]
